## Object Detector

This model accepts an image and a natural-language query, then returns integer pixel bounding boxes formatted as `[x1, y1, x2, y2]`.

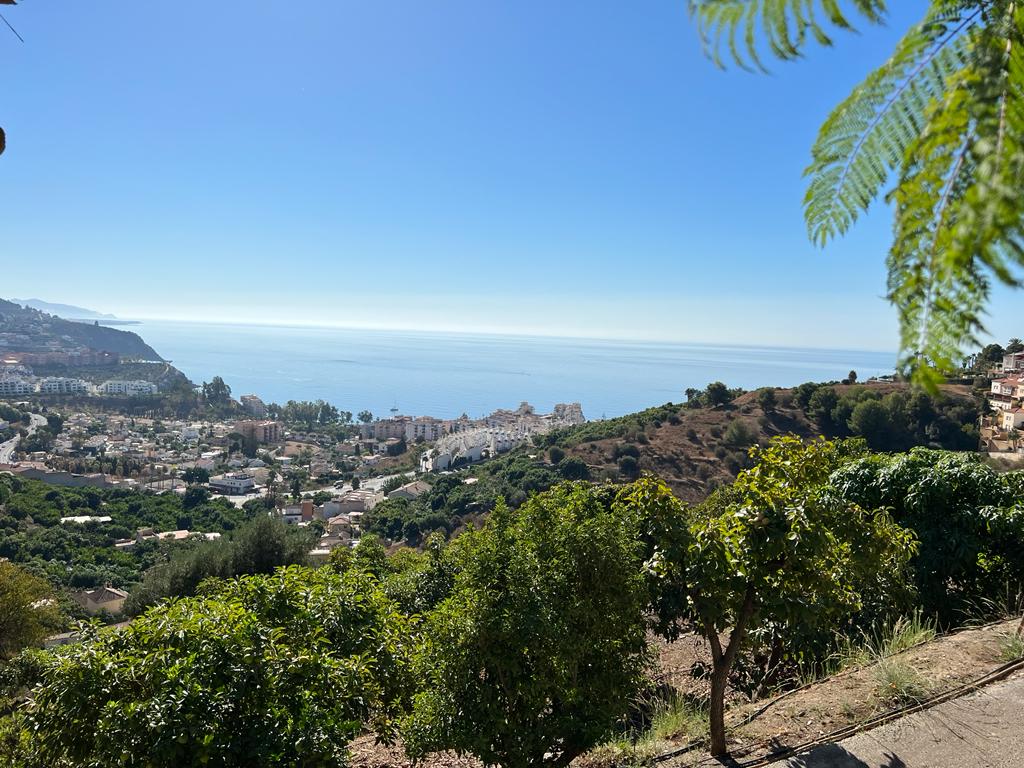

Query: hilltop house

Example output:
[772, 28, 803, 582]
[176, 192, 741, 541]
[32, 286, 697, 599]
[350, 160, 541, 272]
[278, 500, 314, 525]
[73, 586, 129, 616]
[387, 480, 432, 501]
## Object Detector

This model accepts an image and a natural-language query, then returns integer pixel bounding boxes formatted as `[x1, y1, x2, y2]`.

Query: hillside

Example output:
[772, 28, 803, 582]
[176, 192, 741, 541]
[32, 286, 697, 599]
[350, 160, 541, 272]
[538, 380, 980, 503]
[365, 380, 983, 544]
[11, 298, 116, 320]
[0, 298, 162, 361]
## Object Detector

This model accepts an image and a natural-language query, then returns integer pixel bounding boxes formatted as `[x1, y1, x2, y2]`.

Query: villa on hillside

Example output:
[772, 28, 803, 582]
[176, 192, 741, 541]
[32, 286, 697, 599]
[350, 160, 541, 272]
[387, 480, 432, 500]
[73, 586, 129, 616]
[1002, 352, 1024, 373]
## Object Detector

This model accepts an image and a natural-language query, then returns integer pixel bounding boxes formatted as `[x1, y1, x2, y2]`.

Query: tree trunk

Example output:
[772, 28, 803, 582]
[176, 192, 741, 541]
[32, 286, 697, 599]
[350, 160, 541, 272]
[709, 658, 731, 757]
[707, 583, 757, 759]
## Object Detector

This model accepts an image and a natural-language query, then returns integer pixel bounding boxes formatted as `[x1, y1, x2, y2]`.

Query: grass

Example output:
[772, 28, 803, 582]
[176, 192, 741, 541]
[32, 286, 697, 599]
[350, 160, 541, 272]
[998, 631, 1024, 662]
[872, 658, 932, 706]
[585, 697, 708, 767]
[836, 611, 937, 670]
[796, 611, 938, 687]
[648, 697, 708, 743]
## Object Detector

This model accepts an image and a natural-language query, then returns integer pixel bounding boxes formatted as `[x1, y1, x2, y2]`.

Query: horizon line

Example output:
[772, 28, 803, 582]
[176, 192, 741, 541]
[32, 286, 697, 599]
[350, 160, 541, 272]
[118, 314, 900, 358]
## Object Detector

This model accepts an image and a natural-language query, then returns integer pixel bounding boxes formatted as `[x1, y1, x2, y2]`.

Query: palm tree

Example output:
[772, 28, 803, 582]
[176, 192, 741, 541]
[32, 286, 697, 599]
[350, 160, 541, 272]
[689, 1, 1024, 387]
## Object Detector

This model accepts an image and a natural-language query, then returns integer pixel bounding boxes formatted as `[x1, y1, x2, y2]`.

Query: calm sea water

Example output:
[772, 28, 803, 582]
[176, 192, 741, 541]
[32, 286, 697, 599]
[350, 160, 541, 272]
[132, 320, 895, 420]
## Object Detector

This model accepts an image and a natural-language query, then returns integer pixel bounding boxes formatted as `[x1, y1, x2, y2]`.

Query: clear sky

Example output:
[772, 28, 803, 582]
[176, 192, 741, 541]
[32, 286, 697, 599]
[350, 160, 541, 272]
[1, 1, 1017, 350]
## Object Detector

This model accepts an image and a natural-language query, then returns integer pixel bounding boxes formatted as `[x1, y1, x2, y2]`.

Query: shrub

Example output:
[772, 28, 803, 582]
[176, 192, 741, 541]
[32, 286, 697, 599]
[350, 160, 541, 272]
[723, 420, 756, 448]
[17, 567, 415, 768]
[618, 456, 640, 479]
[404, 483, 651, 768]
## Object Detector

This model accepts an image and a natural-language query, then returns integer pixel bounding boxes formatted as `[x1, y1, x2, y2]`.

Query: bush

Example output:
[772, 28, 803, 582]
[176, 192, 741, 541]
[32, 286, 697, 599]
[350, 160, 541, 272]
[403, 483, 651, 768]
[723, 420, 757, 448]
[618, 455, 640, 479]
[17, 567, 415, 768]
[557, 457, 590, 481]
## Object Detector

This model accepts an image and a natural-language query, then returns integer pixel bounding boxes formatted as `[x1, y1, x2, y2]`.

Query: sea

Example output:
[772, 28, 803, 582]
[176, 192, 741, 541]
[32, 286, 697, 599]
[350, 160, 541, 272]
[131, 320, 896, 421]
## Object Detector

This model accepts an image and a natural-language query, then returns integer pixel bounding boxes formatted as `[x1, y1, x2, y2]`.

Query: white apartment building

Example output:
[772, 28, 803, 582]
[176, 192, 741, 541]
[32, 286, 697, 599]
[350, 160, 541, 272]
[0, 376, 33, 396]
[1002, 352, 1024, 373]
[98, 380, 158, 396]
[208, 472, 256, 495]
[990, 377, 1024, 411]
[38, 377, 91, 395]
[240, 394, 268, 417]
[406, 418, 447, 443]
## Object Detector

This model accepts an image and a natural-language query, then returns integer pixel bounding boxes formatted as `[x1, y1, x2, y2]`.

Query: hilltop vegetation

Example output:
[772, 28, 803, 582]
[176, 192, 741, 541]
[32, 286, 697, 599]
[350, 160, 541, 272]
[366, 380, 983, 549]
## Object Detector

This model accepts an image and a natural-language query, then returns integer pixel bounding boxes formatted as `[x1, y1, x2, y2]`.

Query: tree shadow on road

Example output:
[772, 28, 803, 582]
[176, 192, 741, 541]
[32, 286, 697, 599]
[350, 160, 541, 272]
[786, 743, 906, 768]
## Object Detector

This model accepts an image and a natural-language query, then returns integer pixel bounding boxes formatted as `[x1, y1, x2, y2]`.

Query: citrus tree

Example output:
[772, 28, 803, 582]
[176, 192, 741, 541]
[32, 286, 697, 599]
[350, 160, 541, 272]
[403, 482, 651, 768]
[12, 566, 416, 768]
[0, 562, 61, 661]
[641, 437, 915, 756]
[690, 0, 1024, 385]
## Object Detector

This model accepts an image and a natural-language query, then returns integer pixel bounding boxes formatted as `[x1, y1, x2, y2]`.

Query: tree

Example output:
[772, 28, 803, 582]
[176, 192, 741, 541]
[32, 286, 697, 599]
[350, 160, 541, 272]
[0, 562, 61, 660]
[846, 370, 858, 385]
[16, 567, 415, 768]
[1008, 338, 1024, 354]
[404, 483, 650, 768]
[981, 343, 1006, 364]
[201, 376, 232, 406]
[830, 448, 1024, 621]
[557, 456, 590, 481]
[756, 387, 777, 413]
[807, 386, 839, 432]
[182, 485, 210, 509]
[689, 1, 1024, 386]
[847, 399, 891, 450]
[617, 454, 640, 478]
[704, 381, 731, 408]
[642, 438, 914, 756]
[181, 466, 210, 485]
[357, 410, 374, 424]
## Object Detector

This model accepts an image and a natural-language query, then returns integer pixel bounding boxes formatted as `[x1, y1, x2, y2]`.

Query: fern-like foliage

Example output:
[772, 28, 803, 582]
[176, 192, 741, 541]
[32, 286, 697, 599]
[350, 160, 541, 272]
[691, 0, 1024, 388]
[804, 1, 977, 245]
[687, 0, 887, 70]
[885, 0, 1024, 386]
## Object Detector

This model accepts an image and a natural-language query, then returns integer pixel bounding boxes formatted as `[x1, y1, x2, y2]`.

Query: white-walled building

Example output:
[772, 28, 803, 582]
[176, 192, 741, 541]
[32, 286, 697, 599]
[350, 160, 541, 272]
[1002, 409, 1024, 432]
[0, 377, 32, 396]
[240, 394, 268, 417]
[98, 380, 158, 396]
[209, 472, 256, 495]
[1002, 352, 1024, 373]
[38, 377, 91, 395]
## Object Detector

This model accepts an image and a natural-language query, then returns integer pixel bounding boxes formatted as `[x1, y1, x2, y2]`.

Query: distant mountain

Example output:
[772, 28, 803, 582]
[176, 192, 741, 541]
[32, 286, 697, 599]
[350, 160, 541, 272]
[11, 298, 117, 320]
[0, 299, 162, 361]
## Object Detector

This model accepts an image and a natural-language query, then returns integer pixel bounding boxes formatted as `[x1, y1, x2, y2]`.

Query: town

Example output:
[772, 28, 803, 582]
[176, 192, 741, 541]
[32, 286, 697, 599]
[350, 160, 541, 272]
[0, 386, 586, 574]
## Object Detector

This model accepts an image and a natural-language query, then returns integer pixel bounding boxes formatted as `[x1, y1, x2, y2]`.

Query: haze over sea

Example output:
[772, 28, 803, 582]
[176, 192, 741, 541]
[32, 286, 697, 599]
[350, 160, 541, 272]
[134, 320, 896, 421]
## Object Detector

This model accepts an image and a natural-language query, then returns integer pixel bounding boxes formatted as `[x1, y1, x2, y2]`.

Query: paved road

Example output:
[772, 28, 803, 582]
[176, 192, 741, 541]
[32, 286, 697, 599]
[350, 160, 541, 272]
[782, 672, 1024, 768]
[0, 413, 47, 464]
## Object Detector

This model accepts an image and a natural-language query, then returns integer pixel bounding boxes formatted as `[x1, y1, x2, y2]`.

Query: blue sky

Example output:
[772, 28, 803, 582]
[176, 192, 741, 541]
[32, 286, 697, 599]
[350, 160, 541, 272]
[1, 1, 1017, 350]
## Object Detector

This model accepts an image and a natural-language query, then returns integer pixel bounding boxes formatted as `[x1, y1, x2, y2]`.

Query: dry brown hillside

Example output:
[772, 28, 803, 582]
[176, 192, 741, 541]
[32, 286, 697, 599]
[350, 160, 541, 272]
[544, 381, 975, 504]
